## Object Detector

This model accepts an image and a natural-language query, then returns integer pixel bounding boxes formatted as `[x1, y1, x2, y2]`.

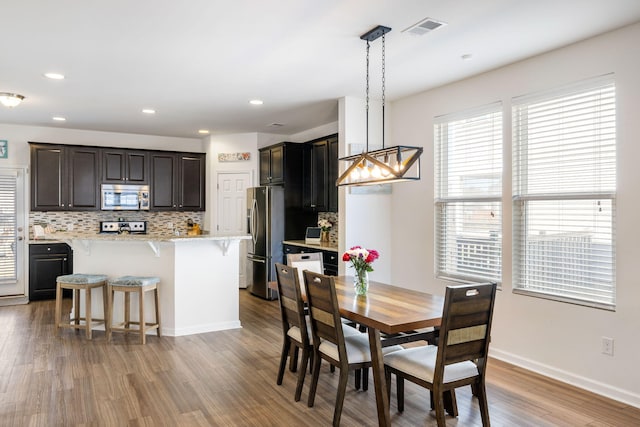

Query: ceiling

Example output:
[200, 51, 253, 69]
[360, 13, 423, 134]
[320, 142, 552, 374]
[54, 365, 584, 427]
[1, 0, 639, 140]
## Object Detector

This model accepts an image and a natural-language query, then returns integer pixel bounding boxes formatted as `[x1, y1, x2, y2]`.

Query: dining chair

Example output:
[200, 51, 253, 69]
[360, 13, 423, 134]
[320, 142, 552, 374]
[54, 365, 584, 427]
[286, 253, 366, 388]
[274, 263, 311, 401]
[303, 270, 403, 427]
[383, 282, 497, 426]
[274, 263, 366, 402]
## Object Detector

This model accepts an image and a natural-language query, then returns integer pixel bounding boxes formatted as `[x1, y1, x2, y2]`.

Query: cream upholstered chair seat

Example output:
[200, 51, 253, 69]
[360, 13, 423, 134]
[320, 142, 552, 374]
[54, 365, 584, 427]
[384, 345, 479, 384]
[288, 318, 361, 344]
[319, 333, 403, 364]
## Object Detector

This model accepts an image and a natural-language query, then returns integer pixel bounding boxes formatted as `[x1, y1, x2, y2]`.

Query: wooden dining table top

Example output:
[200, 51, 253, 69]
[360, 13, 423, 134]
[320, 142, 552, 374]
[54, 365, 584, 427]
[332, 275, 444, 335]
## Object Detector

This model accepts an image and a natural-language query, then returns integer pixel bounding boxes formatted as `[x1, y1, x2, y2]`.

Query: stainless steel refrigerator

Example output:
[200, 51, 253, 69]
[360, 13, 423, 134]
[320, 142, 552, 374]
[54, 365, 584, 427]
[246, 186, 284, 300]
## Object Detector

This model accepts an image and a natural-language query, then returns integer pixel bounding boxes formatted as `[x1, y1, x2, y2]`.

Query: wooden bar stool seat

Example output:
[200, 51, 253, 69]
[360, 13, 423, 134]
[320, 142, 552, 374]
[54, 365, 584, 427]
[107, 276, 161, 345]
[55, 273, 109, 339]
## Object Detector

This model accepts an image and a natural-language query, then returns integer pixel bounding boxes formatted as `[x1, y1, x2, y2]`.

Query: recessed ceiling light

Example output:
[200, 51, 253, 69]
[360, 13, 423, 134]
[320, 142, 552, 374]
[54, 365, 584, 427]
[44, 72, 65, 80]
[249, 99, 263, 106]
[142, 109, 156, 114]
[198, 129, 210, 135]
[52, 116, 66, 122]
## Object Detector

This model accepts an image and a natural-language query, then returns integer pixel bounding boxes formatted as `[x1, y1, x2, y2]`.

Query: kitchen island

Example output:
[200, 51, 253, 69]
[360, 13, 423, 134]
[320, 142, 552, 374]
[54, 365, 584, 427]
[36, 233, 250, 336]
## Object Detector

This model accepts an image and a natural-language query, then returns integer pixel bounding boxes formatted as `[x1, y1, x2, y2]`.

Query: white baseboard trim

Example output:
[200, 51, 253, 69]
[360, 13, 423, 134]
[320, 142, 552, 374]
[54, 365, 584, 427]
[489, 348, 640, 409]
[163, 320, 243, 337]
[0, 295, 28, 306]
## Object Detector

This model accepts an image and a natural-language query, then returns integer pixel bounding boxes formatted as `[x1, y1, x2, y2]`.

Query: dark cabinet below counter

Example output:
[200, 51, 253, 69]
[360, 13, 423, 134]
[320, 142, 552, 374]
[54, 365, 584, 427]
[283, 242, 338, 276]
[29, 243, 73, 301]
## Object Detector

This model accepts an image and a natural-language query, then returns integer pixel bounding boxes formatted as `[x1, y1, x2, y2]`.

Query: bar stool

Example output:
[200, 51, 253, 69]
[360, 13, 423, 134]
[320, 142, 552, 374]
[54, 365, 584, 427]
[107, 276, 161, 344]
[55, 273, 109, 339]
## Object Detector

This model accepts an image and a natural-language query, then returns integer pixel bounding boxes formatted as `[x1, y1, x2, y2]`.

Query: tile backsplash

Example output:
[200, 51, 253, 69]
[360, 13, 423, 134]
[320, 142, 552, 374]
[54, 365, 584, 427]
[29, 211, 205, 238]
[317, 211, 338, 246]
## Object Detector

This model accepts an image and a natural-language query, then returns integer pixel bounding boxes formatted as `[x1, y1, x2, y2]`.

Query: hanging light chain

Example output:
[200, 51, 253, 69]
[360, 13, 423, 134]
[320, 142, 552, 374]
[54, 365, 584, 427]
[381, 33, 386, 110]
[365, 39, 370, 153]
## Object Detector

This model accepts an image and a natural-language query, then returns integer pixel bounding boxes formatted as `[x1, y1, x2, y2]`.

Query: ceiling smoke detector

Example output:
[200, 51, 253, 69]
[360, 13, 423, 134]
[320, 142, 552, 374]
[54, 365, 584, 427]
[402, 17, 447, 36]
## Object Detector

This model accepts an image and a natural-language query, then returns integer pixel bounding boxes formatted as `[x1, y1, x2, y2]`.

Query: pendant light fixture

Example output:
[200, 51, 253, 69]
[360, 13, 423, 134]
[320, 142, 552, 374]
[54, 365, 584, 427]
[337, 25, 423, 187]
[0, 93, 25, 108]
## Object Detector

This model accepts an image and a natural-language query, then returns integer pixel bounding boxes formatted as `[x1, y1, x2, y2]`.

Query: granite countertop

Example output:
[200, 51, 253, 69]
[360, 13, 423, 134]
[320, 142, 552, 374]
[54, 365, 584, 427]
[283, 240, 339, 252]
[29, 232, 250, 244]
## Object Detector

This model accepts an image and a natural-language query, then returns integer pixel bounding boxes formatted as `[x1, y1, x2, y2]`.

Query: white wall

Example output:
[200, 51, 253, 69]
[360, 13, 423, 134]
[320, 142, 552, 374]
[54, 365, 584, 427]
[388, 23, 640, 407]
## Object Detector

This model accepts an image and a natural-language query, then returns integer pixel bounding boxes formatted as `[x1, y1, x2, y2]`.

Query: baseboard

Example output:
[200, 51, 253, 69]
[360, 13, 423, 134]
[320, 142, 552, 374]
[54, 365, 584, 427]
[0, 295, 28, 306]
[163, 320, 243, 337]
[489, 348, 640, 409]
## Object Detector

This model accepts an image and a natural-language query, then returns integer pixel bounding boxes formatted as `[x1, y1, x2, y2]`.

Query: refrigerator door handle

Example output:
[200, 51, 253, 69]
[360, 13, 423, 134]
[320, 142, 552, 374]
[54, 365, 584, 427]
[251, 198, 258, 246]
[247, 257, 266, 263]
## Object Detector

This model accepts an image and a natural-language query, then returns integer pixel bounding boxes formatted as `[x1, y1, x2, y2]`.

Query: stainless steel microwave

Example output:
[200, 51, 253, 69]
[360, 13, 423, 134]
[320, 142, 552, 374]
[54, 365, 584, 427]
[101, 184, 150, 211]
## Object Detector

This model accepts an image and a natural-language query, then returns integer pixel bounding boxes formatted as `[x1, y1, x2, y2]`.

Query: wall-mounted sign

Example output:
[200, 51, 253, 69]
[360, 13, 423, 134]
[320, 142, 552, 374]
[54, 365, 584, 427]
[0, 140, 7, 159]
[218, 152, 250, 162]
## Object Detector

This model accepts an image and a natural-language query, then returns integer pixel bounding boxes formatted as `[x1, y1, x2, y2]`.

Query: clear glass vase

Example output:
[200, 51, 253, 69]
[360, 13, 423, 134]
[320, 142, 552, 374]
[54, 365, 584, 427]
[354, 269, 369, 296]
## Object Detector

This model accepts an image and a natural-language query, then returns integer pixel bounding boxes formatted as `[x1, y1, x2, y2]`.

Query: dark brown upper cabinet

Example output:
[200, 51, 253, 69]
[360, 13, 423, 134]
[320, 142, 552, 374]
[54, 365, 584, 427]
[259, 144, 285, 185]
[30, 143, 100, 211]
[303, 134, 338, 213]
[101, 149, 148, 184]
[150, 151, 205, 211]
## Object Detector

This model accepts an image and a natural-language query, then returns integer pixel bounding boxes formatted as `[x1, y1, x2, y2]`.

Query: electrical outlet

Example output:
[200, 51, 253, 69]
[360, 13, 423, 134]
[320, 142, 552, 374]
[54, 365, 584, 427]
[167, 222, 173, 230]
[602, 336, 614, 356]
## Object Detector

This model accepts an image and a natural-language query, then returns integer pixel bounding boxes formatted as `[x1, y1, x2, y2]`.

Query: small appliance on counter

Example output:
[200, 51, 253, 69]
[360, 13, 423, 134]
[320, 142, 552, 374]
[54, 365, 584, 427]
[99, 220, 147, 234]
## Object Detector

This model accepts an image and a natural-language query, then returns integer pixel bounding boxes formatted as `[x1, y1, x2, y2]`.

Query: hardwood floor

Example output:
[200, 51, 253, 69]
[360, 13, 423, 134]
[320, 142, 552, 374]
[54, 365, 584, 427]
[1, 289, 638, 426]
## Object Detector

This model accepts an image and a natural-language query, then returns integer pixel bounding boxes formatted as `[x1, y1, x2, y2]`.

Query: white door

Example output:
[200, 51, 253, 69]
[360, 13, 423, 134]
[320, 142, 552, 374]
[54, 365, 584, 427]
[0, 168, 27, 297]
[217, 172, 251, 288]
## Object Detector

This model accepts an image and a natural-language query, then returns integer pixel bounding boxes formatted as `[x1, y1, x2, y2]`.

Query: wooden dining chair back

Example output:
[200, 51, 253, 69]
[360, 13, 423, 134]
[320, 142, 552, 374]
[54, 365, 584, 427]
[274, 263, 311, 401]
[384, 282, 497, 426]
[302, 270, 404, 427]
[287, 252, 324, 297]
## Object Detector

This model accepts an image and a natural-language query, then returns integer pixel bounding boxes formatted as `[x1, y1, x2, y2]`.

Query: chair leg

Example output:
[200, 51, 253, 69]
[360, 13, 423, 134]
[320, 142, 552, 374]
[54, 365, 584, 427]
[433, 388, 447, 427]
[397, 375, 405, 413]
[73, 289, 80, 327]
[124, 292, 131, 330]
[277, 339, 291, 385]
[139, 288, 146, 345]
[444, 389, 458, 417]
[107, 287, 113, 342]
[362, 367, 369, 391]
[295, 346, 310, 402]
[54, 283, 63, 337]
[333, 365, 349, 427]
[102, 285, 109, 338]
[290, 346, 299, 372]
[154, 287, 161, 337]
[476, 381, 491, 427]
[384, 367, 392, 405]
[85, 287, 92, 339]
[355, 368, 361, 390]
[307, 353, 322, 407]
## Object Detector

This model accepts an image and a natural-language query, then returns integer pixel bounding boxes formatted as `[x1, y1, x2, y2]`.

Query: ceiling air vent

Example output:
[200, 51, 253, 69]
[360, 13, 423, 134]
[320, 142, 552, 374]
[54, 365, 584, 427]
[268, 123, 284, 128]
[402, 17, 447, 36]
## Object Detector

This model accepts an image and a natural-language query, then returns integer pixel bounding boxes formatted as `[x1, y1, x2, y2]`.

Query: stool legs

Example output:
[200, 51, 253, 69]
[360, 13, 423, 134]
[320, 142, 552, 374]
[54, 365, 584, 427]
[54, 282, 63, 337]
[108, 283, 160, 344]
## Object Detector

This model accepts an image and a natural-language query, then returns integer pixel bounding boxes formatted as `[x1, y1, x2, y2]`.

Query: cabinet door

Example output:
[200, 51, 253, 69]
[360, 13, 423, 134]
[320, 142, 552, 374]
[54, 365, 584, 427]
[150, 153, 178, 210]
[327, 136, 339, 212]
[126, 151, 148, 183]
[68, 147, 100, 210]
[102, 149, 126, 183]
[269, 145, 284, 184]
[30, 144, 66, 211]
[179, 153, 205, 211]
[102, 149, 148, 183]
[259, 149, 271, 185]
[309, 140, 329, 211]
[29, 244, 72, 301]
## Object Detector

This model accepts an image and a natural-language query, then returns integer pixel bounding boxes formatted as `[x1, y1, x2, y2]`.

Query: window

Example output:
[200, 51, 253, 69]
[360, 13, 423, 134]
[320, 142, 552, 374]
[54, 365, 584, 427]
[435, 103, 502, 283]
[512, 75, 616, 309]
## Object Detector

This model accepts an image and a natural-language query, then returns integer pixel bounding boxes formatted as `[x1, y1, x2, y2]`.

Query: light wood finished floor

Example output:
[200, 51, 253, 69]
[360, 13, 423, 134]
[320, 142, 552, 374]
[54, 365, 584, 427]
[1, 290, 639, 426]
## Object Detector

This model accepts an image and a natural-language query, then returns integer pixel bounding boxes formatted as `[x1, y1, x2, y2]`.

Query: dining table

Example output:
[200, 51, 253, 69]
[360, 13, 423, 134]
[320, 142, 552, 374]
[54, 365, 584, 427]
[332, 275, 445, 427]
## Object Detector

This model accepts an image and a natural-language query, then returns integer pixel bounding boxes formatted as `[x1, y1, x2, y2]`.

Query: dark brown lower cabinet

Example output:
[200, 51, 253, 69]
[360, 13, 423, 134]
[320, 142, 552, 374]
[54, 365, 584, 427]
[29, 243, 73, 301]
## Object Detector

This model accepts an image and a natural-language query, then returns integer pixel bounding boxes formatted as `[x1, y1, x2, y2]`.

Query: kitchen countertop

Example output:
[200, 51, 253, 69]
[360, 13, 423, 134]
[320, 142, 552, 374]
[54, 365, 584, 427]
[29, 232, 250, 244]
[283, 240, 338, 252]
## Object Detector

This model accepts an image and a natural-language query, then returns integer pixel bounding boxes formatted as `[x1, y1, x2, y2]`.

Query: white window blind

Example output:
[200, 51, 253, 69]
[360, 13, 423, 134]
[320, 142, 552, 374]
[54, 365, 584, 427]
[0, 173, 17, 283]
[435, 104, 502, 283]
[512, 75, 616, 309]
